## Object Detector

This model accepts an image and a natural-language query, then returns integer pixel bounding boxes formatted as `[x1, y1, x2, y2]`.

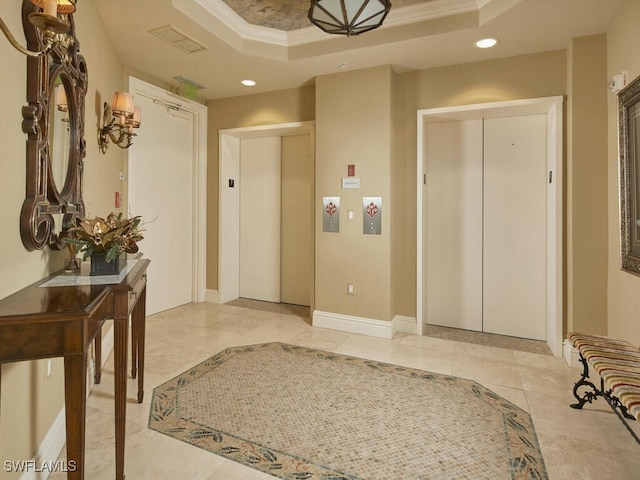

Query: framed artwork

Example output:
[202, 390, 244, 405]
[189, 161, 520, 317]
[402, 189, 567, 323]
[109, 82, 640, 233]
[619, 73, 640, 275]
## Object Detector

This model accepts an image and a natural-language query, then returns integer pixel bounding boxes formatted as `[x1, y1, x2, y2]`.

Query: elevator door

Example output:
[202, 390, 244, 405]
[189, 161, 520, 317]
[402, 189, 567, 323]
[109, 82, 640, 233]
[482, 115, 547, 340]
[281, 135, 313, 306]
[425, 114, 547, 340]
[239, 137, 281, 302]
[426, 120, 483, 331]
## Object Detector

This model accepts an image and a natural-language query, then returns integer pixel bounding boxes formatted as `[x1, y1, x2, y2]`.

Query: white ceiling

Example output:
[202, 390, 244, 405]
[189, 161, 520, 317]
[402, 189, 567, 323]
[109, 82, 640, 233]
[94, 0, 624, 101]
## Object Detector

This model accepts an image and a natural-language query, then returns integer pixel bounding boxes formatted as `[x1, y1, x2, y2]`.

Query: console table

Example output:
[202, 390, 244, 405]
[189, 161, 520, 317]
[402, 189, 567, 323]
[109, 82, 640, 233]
[0, 258, 150, 480]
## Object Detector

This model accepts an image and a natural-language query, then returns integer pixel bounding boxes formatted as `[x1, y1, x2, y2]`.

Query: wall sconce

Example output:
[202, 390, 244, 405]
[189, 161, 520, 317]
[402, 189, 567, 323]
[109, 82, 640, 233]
[0, 0, 76, 57]
[98, 92, 142, 154]
[55, 83, 69, 130]
[55, 83, 67, 112]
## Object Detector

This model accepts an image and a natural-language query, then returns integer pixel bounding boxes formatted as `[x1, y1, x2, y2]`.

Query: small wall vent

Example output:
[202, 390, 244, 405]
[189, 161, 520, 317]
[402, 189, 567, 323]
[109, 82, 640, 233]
[149, 25, 208, 54]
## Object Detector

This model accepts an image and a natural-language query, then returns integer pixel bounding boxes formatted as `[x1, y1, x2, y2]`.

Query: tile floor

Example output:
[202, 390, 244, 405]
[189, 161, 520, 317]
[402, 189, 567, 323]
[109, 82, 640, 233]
[52, 302, 640, 479]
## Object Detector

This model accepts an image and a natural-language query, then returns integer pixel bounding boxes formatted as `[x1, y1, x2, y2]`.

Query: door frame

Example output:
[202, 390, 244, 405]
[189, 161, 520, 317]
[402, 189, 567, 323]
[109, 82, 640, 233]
[218, 121, 315, 306]
[127, 76, 208, 304]
[416, 96, 564, 355]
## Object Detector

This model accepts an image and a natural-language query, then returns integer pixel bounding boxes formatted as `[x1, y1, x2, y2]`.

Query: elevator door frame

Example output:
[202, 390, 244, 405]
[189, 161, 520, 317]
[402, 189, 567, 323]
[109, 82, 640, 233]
[218, 121, 315, 309]
[416, 97, 564, 356]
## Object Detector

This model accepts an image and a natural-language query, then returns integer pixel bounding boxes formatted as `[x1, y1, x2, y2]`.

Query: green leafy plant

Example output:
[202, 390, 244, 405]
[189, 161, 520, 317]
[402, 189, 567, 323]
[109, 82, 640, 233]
[63, 212, 144, 262]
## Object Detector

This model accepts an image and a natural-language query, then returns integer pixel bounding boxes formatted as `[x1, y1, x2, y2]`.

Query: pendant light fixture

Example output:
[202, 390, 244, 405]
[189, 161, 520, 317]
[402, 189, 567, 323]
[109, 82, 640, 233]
[308, 0, 392, 36]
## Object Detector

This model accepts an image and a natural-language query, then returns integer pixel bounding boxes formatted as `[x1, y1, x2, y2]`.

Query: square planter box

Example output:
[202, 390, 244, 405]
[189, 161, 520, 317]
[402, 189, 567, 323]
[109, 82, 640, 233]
[90, 252, 126, 276]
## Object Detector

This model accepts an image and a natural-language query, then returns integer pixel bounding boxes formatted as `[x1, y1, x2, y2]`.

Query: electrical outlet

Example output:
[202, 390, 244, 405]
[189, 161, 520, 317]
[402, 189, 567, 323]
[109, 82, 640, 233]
[347, 283, 355, 296]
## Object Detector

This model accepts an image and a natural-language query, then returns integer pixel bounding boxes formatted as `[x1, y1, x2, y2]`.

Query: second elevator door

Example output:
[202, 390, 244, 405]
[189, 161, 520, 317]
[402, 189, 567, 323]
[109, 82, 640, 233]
[240, 137, 281, 302]
[239, 135, 313, 306]
[483, 115, 547, 339]
[426, 114, 547, 341]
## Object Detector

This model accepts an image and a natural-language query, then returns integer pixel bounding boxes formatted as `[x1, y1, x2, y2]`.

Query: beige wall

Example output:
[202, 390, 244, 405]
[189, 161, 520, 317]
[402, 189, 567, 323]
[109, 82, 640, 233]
[208, 53, 569, 321]
[0, 2, 127, 476]
[393, 50, 567, 318]
[3, 2, 637, 471]
[0, 2, 44, 298]
[315, 66, 393, 321]
[607, 0, 640, 345]
[207, 49, 584, 326]
[206, 87, 315, 291]
[566, 35, 609, 335]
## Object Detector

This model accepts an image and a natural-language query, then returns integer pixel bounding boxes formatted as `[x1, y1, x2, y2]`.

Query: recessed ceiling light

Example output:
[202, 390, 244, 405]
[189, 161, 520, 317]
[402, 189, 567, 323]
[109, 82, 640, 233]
[474, 38, 499, 49]
[241, 79, 256, 87]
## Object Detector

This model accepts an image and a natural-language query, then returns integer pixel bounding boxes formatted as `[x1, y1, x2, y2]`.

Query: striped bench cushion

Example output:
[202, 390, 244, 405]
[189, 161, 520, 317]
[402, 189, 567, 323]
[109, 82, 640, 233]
[568, 332, 640, 422]
[569, 332, 636, 351]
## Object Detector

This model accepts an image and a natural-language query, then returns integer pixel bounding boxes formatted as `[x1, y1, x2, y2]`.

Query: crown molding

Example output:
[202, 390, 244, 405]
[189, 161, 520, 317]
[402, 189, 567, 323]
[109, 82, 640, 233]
[175, 0, 521, 57]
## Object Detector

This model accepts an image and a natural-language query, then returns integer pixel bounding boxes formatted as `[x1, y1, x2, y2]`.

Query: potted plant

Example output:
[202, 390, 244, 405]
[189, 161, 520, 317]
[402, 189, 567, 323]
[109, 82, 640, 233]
[63, 212, 144, 275]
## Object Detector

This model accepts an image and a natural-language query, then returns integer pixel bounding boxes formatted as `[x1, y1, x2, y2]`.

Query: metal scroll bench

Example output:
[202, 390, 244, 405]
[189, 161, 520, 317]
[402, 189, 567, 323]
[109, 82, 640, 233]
[568, 332, 640, 444]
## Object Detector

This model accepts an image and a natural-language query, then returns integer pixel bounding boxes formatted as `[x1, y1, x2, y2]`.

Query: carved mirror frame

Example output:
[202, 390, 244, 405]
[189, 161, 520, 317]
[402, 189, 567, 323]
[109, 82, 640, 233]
[20, 0, 87, 251]
[619, 73, 640, 275]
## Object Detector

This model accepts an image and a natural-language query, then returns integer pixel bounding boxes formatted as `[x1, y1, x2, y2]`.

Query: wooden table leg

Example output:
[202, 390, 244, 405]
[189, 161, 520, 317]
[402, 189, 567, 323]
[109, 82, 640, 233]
[130, 310, 137, 380]
[135, 287, 146, 403]
[0, 366, 2, 470]
[113, 315, 128, 480]
[64, 353, 87, 480]
[94, 330, 102, 384]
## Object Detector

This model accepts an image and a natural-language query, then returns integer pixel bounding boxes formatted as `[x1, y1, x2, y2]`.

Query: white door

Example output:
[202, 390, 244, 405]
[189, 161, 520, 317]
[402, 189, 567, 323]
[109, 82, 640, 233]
[239, 137, 281, 302]
[424, 115, 548, 340]
[426, 120, 483, 331]
[129, 92, 194, 315]
[483, 115, 547, 340]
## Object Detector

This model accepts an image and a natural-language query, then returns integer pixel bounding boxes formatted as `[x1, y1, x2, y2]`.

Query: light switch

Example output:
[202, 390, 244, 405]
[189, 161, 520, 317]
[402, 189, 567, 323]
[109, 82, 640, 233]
[347, 210, 354, 221]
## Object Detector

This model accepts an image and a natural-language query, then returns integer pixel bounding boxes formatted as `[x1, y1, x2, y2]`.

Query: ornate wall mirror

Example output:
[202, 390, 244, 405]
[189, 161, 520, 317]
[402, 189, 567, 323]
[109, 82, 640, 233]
[619, 73, 640, 275]
[20, 0, 87, 251]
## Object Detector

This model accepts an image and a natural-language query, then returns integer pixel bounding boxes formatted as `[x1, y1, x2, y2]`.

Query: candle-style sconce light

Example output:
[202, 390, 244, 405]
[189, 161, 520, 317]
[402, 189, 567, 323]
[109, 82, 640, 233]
[0, 0, 76, 57]
[98, 92, 142, 153]
[55, 83, 68, 112]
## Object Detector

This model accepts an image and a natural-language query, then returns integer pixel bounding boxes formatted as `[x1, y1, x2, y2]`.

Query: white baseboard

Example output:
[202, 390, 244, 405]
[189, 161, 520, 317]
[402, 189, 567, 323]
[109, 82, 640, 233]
[87, 322, 115, 394]
[18, 409, 67, 480]
[20, 327, 115, 480]
[394, 315, 417, 335]
[205, 289, 220, 304]
[563, 339, 580, 367]
[312, 310, 395, 339]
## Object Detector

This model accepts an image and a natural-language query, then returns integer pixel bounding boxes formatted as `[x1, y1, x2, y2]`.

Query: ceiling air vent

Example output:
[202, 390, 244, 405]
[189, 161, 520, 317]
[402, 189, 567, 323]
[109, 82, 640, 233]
[149, 25, 208, 54]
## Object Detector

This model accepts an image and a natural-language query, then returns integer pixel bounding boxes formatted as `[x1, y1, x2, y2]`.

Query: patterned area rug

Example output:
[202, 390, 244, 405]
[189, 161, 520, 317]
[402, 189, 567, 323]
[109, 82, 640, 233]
[148, 343, 548, 480]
